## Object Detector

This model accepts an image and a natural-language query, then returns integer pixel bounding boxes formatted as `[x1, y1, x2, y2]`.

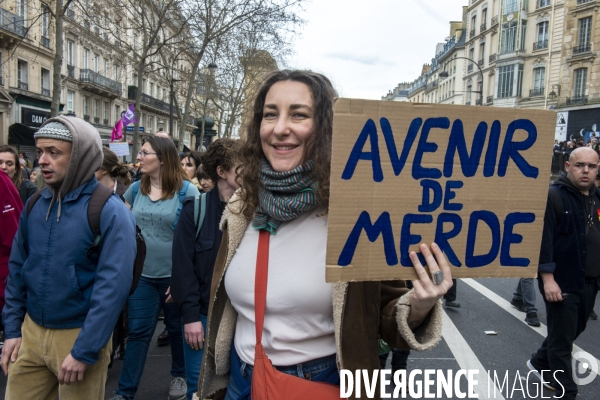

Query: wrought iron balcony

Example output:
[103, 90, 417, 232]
[93, 117, 99, 124]
[470, 29, 476, 38]
[84, 115, 90, 122]
[103, 119, 109, 126]
[486, 96, 494, 104]
[18, 81, 28, 90]
[42, 88, 50, 96]
[529, 88, 544, 97]
[480, 23, 486, 32]
[41, 36, 50, 48]
[489, 54, 497, 63]
[478, 59, 484, 66]
[573, 43, 591, 54]
[468, 64, 474, 72]
[475, 98, 483, 106]
[566, 96, 588, 105]
[67, 65, 75, 79]
[128, 87, 171, 114]
[491, 16, 499, 26]
[79, 69, 122, 96]
[533, 40, 548, 50]
[0, 8, 26, 37]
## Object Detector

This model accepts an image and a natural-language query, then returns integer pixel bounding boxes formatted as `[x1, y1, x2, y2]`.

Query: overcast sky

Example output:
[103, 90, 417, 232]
[286, 0, 468, 100]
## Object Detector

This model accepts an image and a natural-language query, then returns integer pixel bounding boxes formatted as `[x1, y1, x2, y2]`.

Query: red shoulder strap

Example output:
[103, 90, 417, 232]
[255, 230, 270, 344]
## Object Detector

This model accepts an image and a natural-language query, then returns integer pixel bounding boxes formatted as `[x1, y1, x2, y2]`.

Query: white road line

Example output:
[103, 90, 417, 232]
[442, 309, 506, 399]
[462, 278, 600, 377]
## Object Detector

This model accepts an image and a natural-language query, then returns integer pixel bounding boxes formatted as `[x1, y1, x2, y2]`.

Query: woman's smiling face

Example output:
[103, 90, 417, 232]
[260, 80, 314, 172]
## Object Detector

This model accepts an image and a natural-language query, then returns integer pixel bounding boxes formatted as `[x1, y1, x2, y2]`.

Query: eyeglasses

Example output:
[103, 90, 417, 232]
[137, 151, 158, 159]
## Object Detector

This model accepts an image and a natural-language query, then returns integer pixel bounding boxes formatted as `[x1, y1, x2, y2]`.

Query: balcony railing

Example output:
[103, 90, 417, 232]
[468, 64, 474, 72]
[470, 29, 476, 38]
[84, 115, 90, 122]
[489, 53, 497, 63]
[80, 69, 122, 95]
[491, 16, 499, 26]
[465, 101, 471, 106]
[41, 36, 50, 48]
[42, 88, 50, 96]
[18, 81, 28, 90]
[566, 95, 588, 105]
[94, 117, 100, 124]
[533, 40, 548, 50]
[475, 98, 483, 106]
[573, 43, 591, 54]
[577, 0, 593, 4]
[538, 0, 551, 8]
[128, 87, 171, 113]
[478, 59, 484, 66]
[103, 119, 109, 126]
[529, 88, 544, 97]
[486, 96, 494, 104]
[480, 23, 487, 32]
[0, 8, 26, 37]
[67, 65, 75, 79]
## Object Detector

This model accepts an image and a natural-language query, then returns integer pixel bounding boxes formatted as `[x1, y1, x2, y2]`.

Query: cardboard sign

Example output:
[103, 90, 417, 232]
[109, 142, 130, 156]
[326, 99, 556, 282]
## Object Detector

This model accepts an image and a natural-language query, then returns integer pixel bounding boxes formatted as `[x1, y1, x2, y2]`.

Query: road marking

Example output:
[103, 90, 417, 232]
[442, 309, 506, 399]
[462, 278, 599, 378]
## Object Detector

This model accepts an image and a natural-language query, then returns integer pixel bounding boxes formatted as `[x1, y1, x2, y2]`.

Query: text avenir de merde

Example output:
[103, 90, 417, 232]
[338, 117, 540, 269]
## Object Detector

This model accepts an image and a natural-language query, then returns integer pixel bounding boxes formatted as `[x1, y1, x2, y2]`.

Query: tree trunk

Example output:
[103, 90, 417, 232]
[50, 0, 64, 116]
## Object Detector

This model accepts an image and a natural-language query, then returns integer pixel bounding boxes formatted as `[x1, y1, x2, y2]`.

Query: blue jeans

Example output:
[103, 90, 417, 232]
[513, 278, 537, 313]
[224, 345, 339, 400]
[182, 314, 207, 400]
[117, 277, 185, 399]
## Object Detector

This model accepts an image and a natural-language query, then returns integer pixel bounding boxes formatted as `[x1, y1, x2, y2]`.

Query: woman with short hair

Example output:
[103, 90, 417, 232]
[0, 145, 38, 205]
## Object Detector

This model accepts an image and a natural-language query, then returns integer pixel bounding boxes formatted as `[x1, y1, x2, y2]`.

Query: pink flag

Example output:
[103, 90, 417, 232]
[110, 104, 136, 142]
[111, 119, 123, 142]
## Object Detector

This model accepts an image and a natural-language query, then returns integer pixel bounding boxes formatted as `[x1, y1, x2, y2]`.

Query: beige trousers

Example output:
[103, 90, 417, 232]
[5, 314, 111, 400]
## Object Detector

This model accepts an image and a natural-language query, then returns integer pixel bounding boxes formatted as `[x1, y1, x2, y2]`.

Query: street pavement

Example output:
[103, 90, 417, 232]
[0, 278, 598, 399]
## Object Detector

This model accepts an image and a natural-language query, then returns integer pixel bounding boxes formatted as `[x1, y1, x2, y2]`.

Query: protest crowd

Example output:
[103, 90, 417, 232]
[0, 69, 597, 400]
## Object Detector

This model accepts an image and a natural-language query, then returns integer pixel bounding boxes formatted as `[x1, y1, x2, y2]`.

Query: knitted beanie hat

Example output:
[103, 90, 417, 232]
[34, 121, 72, 142]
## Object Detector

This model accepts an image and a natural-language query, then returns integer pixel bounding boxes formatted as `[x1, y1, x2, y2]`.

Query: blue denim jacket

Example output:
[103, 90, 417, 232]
[3, 177, 136, 364]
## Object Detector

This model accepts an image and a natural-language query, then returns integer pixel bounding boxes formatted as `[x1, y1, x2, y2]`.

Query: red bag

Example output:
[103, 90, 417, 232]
[250, 229, 340, 400]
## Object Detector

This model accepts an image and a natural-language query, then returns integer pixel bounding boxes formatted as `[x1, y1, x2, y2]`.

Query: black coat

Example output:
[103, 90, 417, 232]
[171, 188, 226, 323]
[538, 174, 600, 293]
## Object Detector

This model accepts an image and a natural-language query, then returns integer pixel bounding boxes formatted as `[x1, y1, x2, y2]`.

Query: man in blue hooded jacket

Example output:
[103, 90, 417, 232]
[1, 116, 136, 400]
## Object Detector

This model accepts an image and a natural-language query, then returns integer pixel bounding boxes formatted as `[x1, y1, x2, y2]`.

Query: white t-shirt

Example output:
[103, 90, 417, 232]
[224, 208, 336, 366]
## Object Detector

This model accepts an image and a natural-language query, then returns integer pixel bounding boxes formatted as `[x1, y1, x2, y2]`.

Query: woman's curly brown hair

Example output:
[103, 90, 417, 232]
[237, 70, 337, 221]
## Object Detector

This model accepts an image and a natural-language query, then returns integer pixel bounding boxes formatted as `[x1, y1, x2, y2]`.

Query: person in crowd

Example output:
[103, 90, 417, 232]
[171, 138, 241, 400]
[527, 147, 600, 400]
[180, 151, 203, 191]
[1, 117, 137, 399]
[0, 172, 23, 350]
[96, 147, 132, 198]
[196, 164, 214, 192]
[511, 279, 540, 326]
[110, 136, 199, 400]
[197, 70, 452, 400]
[18, 152, 32, 169]
[0, 145, 38, 205]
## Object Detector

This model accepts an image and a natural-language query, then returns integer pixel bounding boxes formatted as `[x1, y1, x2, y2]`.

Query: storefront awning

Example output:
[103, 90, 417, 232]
[8, 123, 37, 146]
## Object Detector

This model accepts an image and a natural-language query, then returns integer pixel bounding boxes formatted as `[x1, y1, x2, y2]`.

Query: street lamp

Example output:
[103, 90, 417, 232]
[549, 84, 561, 99]
[439, 57, 484, 105]
[169, 77, 183, 138]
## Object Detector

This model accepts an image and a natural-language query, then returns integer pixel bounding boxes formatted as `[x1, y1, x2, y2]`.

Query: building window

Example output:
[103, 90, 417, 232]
[142, 78, 147, 93]
[104, 102, 109, 122]
[479, 43, 485, 63]
[520, 24, 527, 52]
[115, 65, 119, 81]
[503, 0, 518, 15]
[41, 68, 50, 95]
[533, 67, 545, 90]
[94, 99, 99, 118]
[67, 90, 74, 112]
[539, 0, 550, 6]
[150, 82, 154, 97]
[516, 64, 523, 97]
[536, 21, 549, 49]
[115, 105, 121, 122]
[577, 17, 591, 52]
[41, 6, 49, 42]
[149, 116, 154, 133]
[84, 96, 89, 116]
[500, 21, 518, 53]
[17, 0, 26, 19]
[103, 59, 108, 76]
[574, 68, 587, 99]
[482, 8, 487, 25]
[94, 54, 99, 73]
[83, 48, 89, 70]
[17, 60, 28, 87]
[498, 65, 514, 98]
[66, 40, 74, 66]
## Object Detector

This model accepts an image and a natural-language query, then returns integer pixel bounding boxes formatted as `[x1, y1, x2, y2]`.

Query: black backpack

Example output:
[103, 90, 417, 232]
[27, 184, 146, 295]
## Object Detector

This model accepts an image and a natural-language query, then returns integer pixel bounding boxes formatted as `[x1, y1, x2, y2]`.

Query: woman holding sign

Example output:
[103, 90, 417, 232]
[198, 70, 453, 400]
